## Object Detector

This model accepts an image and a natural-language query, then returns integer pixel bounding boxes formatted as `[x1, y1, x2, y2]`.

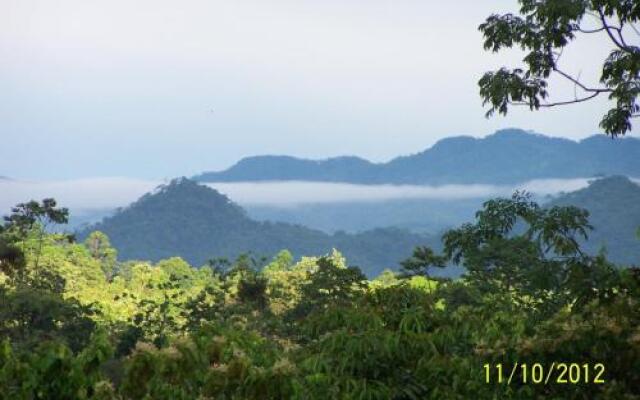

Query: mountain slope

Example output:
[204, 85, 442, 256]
[78, 178, 435, 277]
[195, 155, 379, 182]
[546, 176, 640, 266]
[246, 198, 483, 235]
[195, 129, 640, 184]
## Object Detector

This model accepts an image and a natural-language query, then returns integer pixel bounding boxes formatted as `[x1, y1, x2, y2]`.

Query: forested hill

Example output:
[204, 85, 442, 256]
[78, 178, 434, 276]
[194, 129, 640, 184]
[196, 155, 380, 183]
[547, 176, 640, 265]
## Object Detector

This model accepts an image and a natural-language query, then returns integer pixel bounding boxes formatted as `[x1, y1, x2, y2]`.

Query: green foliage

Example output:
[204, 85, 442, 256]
[400, 245, 447, 280]
[370, 268, 401, 289]
[84, 231, 118, 281]
[0, 330, 114, 400]
[0, 285, 96, 353]
[181, 284, 225, 332]
[78, 178, 431, 277]
[479, 0, 640, 136]
[3, 198, 69, 237]
[129, 274, 187, 349]
[2, 199, 70, 286]
[2, 196, 640, 398]
[0, 236, 25, 284]
[548, 175, 640, 265]
[120, 324, 293, 400]
[290, 256, 367, 320]
[237, 272, 269, 311]
[442, 191, 607, 316]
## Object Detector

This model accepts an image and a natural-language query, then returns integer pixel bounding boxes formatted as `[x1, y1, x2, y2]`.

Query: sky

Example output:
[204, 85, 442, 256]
[1, 0, 637, 180]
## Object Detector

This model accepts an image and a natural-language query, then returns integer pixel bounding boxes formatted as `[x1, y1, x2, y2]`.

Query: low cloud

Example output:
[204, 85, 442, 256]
[0, 177, 160, 216]
[205, 181, 508, 206]
[4, 176, 635, 217]
[204, 178, 611, 207]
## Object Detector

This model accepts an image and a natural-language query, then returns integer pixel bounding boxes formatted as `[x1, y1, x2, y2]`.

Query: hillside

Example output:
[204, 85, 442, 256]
[195, 155, 380, 183]
[246, 198, 483, 235]
[78, 178, 436, 277]
[74, 175, 640, 276]
[547, 176, 640, 266]
[195, 129, 640, 184]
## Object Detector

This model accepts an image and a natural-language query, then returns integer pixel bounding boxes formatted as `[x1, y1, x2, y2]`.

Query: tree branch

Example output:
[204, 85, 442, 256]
[577, 26, 606, 34]
[552, 67, 613, 93]
[507, 91, 602, 108]
[538, 91, 601, 107]
[598, 9, 632, 52]
[615, 17, 629, 48]
[550, 49, 611, 96]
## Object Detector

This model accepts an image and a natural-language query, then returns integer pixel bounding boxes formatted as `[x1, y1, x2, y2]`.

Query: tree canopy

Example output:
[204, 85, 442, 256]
[479, 0, 640, 136]
[1, 195, 639, 398]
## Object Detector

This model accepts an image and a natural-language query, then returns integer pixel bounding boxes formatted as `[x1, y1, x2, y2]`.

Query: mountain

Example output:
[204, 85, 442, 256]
[546, 176, 640, 266]
[246, 198, 484, 235]
[75, 176, 639, 278]
[78, 178, 437, 277]
[195, 155, 379, 182]
[195, 129, 640, 184]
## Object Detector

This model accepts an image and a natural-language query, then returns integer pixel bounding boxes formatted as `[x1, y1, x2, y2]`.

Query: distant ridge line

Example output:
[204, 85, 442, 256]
[194, 129, 640, 185]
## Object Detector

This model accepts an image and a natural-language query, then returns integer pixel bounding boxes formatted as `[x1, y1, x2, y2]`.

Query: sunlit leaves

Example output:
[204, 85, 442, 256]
[3, 196, 640, 398]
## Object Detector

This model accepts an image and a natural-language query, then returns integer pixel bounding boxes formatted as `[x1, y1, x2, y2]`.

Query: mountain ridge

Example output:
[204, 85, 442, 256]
[547, 175, 640, 265]
[77, 176, 640, 276]
[194, 129, 640, 184]
[78, 178, 436, 277]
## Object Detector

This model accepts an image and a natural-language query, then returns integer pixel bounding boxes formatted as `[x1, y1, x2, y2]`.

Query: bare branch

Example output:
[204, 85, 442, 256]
[598, 8, 632, 52]
[538, 91, 601, 107]
[585, 10, 600, 21]
[507, 91, 602, 108]
[577, 27, 606, 34]
[548, 46, 612, 95]
[616, 17, 629, 48]
[552, 67, 613, 93]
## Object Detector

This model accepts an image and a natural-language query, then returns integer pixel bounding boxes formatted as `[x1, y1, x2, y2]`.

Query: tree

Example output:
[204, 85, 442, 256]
[155, 257, 194, 288]
[237, 272, 269, 310]
[3, 199, 68, 238]
[262, 250, 293, 274]
[479, 0, 640, 136]
[291, 257, 367, 319]
[441, 191, 621, 316]
[84, 231, 118, 281]
[370, 269, 401, 288]
[0, 330, 115, 400]
[206, 257, 231, 276]
[0, 284, 97, 352]
[181, 284, 225, 332]
[2, 199, 69, 274]
[0, 237, 25, 283]
[400, 246, 447, 280]
[129, 274, 186, 349]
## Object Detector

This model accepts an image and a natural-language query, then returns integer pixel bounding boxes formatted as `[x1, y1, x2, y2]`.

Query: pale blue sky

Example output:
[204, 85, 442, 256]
[1, 0, 635, 179]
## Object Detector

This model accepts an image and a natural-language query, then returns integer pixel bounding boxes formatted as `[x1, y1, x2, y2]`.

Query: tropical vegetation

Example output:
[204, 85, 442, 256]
[1, 193, 639, 399]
